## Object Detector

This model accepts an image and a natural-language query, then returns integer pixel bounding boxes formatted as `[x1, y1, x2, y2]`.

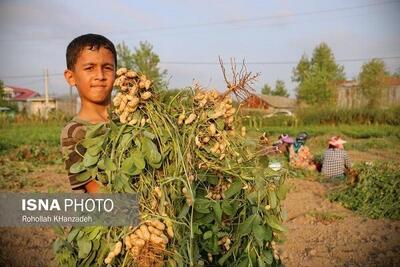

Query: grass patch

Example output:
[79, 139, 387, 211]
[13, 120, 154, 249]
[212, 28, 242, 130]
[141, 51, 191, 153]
[308, 210, 344, 223]
[0, 121, 62, 153]
[0, 159, 36, 190]
[255, 125, 400, 139]
[328, 161, 400, 220]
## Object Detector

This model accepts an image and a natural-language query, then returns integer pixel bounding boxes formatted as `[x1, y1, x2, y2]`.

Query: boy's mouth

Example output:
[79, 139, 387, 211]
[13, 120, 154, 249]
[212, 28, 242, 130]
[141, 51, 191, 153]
[91, 85, 107, 90]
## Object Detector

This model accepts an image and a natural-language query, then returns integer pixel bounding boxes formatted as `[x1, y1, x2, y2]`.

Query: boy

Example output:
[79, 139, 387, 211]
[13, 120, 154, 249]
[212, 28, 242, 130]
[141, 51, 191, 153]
[60, 33, 116, 193]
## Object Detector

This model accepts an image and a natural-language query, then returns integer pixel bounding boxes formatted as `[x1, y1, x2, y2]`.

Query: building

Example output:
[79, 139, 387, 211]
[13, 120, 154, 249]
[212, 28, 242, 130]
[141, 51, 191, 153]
[241, 94, 297, 115]
[56, 94, 80, 115]
[3, 86, 39, 111]
[336, 77, 400, 108]
[3, 85, 56, 116]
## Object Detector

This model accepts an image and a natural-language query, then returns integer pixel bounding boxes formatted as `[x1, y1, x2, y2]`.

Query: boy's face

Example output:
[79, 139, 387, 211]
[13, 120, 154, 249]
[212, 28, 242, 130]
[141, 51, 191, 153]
[64, 47, 115, 105]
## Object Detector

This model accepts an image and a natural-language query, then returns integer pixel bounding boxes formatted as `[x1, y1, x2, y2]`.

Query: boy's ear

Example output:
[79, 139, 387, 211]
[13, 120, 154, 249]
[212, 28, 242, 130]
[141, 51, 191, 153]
[64, 69, 76, 86]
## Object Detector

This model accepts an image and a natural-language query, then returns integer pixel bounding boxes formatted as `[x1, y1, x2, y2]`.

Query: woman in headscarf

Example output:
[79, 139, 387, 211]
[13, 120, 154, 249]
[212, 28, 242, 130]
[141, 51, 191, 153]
[322, 136, 352, 180]
[276, 134, 294, 159]
[289, 132, 316, 170]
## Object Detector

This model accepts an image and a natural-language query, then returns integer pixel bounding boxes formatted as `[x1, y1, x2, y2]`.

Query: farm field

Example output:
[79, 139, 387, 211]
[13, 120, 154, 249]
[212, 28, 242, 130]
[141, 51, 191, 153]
[0, 121, 399, 266]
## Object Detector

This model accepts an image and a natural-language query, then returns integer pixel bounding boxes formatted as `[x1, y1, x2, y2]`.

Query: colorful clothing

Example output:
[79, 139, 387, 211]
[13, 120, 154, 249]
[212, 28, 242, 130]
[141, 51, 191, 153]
[321, 148, 351, 178]
[60, 117, 92, 192]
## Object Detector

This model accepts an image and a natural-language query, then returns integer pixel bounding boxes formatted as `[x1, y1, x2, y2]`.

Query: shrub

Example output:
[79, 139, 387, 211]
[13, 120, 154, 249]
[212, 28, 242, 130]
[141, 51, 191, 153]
[328, 161, 400, 219]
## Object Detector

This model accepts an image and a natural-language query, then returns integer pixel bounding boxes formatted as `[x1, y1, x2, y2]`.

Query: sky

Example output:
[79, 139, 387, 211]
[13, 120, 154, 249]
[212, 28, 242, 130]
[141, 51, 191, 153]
[0, 0, 399, 98]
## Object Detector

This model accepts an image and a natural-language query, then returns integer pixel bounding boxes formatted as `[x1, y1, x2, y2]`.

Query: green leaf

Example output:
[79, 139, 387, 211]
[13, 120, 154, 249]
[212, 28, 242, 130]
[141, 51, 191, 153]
[253, 224, 272, 244]
[221, 200, 236, 216]
[224, 179, 242, 199]
[212, 201, 222, 224]
[267, 215, 286, 232]
[83, 153, 100, 167]
[119, 133, 132, 149]
[52, 238, 64, 253]
[81, 135, 106, 148]
[122, 150, 145, 175]
[131, 150, 146, 169]
[207, 175, 218, 185]
[87, 227, 101, 240]
[77, 238, 92, 259]
[277, 183, 290, 200]
[238, 214, 255, 236]
[141, 137, 162, 165]
[178, 203, 190, 219]
[218, 248, 234, 265]
[87, 144, 102, 156]
[97, 158, 105, 170]
[194, 198, 211, 213]
[250, 248, 257, 266]
[263, 249, 274, 265]
[196, 213, 214, 224]
[104, 157, 116, 171]
[258, 257, 266, 267]
[75, 170, 92, 182]
[143, 131, 156, 140]
[237, 257, 249, 267]
[268, 191, 277, 209]
[85, 123, 106, 138]
[82, 250, 96, 267]
[67, 228, 81, 243]
[246, 191, 258, 204]
[203, 230, 213, 240]
[70, 161, 85, 174]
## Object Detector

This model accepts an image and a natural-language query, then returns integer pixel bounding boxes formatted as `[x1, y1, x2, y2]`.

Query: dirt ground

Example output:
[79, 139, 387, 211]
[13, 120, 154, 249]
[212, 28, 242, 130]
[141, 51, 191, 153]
[0, 166, 399, 266]
[278, 178, 400, 267]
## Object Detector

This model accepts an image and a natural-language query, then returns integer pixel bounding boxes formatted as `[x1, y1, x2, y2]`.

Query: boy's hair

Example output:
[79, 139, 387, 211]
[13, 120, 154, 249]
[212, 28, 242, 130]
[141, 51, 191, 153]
[66, 33, 117, 70]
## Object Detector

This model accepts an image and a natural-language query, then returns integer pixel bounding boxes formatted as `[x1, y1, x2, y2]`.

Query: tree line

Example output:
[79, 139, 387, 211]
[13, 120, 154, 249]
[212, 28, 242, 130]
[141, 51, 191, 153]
[290, 42, 399, 108]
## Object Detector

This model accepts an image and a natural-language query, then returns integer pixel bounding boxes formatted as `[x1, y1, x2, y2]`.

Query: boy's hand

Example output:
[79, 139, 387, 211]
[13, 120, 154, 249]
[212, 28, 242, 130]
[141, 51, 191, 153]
[85, 180, 109, 193]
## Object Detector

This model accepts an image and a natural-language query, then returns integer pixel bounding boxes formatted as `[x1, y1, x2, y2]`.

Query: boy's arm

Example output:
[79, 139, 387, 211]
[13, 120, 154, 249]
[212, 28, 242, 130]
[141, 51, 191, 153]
[61, 122, 94, 192]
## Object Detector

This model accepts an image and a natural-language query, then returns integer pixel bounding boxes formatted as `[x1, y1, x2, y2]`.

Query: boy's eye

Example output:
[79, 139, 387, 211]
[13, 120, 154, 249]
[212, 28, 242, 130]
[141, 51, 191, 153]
[84, 66, 94, 70]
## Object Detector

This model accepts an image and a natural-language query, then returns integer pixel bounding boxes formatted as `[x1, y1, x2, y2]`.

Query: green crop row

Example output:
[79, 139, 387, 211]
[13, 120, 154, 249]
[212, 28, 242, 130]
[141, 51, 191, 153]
[328, 161, 400, 220]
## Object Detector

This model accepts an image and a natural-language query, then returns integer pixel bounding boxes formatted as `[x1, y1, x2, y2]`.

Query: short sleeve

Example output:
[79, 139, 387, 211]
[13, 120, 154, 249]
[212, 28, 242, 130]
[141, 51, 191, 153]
[60, 121, 93, 191]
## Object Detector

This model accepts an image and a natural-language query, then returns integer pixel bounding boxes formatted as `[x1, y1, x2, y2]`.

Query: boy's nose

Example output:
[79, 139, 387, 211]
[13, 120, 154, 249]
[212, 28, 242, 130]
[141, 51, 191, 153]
[95, 69, 106, 80]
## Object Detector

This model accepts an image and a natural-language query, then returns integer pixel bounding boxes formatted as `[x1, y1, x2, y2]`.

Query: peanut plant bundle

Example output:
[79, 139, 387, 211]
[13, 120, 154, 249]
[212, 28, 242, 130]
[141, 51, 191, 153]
[54, 65, 288, 267]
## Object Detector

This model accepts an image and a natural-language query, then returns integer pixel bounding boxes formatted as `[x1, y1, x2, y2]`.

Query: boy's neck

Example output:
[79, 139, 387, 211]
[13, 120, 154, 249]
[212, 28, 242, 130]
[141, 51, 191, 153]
[77, 101, 110, 123]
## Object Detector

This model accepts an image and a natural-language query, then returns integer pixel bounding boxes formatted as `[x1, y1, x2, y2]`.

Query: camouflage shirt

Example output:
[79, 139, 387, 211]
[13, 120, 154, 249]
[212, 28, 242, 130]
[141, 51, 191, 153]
[60, 117, 92, 192]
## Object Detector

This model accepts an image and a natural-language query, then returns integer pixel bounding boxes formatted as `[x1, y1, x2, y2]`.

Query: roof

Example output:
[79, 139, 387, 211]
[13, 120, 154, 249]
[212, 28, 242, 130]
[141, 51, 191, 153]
[5, 86, 39, 101]
[337, 77, 400, 87]
[254, 94, 297, 109]
[386, 77, 400, 86]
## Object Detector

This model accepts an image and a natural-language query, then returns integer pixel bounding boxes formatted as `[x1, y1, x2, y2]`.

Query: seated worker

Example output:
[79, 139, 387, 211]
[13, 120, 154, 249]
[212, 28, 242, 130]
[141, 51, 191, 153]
[322, 136, 352, 179]
[289, 132, 316, 171]
[60, 33, 117, 193]
[275, 134, 294, 159]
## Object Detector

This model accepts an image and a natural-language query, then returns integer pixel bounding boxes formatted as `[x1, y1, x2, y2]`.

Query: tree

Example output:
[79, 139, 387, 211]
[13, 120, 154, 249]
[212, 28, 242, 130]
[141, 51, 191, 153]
[392, 67, 400, 78]
[272, 80, 289, 97]
[293, 43, 345, 105]
[358, 59, 388, 108]
[116, 41, 167, 90]
[292, 54, 311, 83]
[311, 43, 345, 81]
[261, 83, 272, 95]
[116, 41, 135, 70]
[0, 80, 7, 106]
[0, 80, 4, 100]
